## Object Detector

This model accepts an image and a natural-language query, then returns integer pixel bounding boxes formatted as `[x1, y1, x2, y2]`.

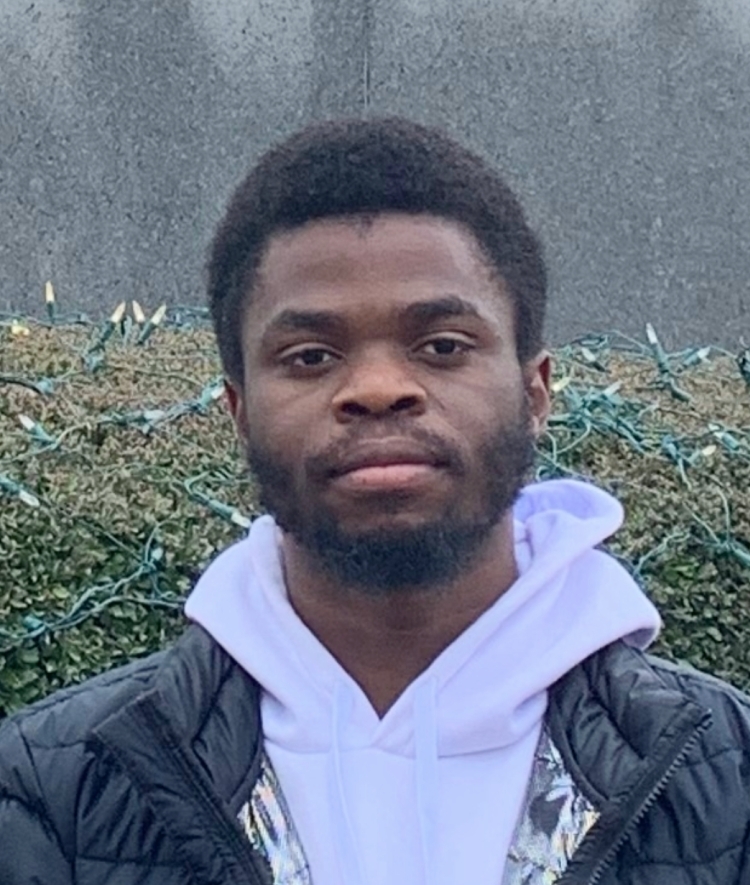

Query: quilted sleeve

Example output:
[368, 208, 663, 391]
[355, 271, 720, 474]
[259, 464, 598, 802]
[0, 718, 73, 884]
[0, 793, 72, 884]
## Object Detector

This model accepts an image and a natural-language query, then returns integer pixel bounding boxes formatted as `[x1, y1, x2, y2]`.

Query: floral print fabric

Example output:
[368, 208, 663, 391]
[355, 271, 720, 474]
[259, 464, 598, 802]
[238, 729, 596, 885]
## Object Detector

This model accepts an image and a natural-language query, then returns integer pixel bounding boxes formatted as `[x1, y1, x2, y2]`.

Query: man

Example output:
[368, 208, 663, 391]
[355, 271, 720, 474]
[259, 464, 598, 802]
[0, 118, 748, 885]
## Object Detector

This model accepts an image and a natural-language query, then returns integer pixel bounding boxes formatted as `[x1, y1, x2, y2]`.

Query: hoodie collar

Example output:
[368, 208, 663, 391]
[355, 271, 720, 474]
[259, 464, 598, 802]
[185, 479, 661, 758]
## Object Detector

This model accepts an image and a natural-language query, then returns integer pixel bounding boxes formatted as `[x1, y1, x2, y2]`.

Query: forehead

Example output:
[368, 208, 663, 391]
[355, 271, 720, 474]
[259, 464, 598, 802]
[248, 213, 511, 326]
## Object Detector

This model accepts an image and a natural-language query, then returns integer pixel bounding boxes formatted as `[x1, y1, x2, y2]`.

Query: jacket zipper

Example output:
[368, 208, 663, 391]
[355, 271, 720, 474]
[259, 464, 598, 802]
[142, 701, 273, 885]
[582, 715, 713, 885]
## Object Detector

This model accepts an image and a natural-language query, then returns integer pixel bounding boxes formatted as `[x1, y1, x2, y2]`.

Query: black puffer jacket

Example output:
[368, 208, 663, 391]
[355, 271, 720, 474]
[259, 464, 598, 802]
[0, 625, 749, 884]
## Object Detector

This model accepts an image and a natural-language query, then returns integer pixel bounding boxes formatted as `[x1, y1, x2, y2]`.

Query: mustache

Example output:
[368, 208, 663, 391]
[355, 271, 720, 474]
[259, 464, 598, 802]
[305, 424, 465, 483]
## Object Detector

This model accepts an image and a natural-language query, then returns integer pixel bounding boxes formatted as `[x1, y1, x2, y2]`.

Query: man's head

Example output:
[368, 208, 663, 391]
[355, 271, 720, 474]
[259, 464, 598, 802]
[209, 118, 551, 594]
[209, 117, 547, 386]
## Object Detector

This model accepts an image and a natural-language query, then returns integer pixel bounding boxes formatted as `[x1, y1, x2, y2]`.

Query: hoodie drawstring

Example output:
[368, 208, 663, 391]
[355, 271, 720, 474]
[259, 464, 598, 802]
[330, 681, 366, 885]
[329, 678, 440, 885]
[415, 677, 439, 885]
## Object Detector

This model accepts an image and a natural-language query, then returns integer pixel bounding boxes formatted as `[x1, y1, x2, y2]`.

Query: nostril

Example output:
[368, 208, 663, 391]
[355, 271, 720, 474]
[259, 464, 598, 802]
[335, 389, 427, 420]
[391, 396, 420, 413]
[340, 401, 370, 417]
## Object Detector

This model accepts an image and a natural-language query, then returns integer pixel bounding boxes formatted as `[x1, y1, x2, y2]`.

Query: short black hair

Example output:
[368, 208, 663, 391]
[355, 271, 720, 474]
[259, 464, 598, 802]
[208, 117, 546, 385]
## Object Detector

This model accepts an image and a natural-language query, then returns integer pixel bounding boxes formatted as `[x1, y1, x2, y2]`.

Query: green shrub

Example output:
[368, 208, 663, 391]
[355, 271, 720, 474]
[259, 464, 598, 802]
[1, 319, 748, 715]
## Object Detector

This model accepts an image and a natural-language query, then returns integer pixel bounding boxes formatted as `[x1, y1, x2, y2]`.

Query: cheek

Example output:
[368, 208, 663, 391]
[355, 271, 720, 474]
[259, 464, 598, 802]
[441, 373, 524, 434]
[246, 384, 326, 459]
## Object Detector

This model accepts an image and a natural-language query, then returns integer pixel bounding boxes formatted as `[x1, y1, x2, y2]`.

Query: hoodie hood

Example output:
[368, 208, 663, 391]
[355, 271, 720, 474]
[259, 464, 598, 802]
[186, 478, 660, 757]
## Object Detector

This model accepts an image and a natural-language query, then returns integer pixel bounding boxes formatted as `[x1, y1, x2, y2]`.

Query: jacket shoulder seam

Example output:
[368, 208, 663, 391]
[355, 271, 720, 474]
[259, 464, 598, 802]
[11, 660, 162, 722]
[646, 655, 750, 711]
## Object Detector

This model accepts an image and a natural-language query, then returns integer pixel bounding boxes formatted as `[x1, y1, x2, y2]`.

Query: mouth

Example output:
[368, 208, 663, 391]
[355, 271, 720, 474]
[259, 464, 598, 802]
[332, 462, 444, 492]
[327, 439, 450, 492]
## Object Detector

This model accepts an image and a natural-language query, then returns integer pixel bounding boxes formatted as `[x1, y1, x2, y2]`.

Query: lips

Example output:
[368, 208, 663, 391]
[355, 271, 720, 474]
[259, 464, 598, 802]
[328, 439, 447, 478]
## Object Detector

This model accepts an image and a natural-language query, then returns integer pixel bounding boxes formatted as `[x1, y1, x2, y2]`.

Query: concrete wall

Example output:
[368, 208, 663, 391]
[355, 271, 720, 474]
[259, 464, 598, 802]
[2, 0, 749, 348]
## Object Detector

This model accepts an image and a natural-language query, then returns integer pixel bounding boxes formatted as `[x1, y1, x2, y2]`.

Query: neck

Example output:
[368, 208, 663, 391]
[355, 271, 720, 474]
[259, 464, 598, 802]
[280, 515, 518, 716]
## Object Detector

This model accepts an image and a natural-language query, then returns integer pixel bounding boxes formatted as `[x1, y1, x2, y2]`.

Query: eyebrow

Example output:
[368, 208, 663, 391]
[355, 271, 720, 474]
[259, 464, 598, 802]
[262, 309, 347, 339]
[261, 295, 485, 342]
[401, 295, 483, 325]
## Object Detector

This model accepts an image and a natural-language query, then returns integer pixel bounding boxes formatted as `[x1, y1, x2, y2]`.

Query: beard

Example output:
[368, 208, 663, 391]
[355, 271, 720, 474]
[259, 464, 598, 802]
[244, 404, 536, 596]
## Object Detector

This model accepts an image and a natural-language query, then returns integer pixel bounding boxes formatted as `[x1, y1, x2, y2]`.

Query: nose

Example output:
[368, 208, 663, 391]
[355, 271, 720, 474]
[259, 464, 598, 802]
[331, 349, 427, 421]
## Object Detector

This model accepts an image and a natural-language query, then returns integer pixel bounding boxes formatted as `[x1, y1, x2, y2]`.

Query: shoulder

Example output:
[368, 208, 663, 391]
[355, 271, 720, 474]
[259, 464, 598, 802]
[0, 624, 258, 772]
[550, 641, 750, 800]
[557, 640, 750, 727]
[0, 647, 168, 814]
[0, 645, 170, 854]
[0, 625, 260, 862]
[550, 641, 750, 788]
[0, 647, 168, 752]
[644, 651, 750, 705]
[549, 643, 750, 871]
[644, 652, 750, 748]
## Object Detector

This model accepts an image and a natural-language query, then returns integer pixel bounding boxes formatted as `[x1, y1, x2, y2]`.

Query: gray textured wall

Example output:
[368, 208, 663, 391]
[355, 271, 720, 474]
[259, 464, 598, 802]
[2, 0, 749, 348]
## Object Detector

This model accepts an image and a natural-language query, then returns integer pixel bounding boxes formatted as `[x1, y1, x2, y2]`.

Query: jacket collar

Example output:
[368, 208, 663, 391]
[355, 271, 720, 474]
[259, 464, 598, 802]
[547, 641, 712, 883]
[93, 625, 269, 885]
[90, 631, 713, 885]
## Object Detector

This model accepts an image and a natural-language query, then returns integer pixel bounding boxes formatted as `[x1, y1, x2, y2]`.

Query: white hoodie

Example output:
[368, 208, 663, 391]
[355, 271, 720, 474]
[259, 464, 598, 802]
[185, 479, 661, 885]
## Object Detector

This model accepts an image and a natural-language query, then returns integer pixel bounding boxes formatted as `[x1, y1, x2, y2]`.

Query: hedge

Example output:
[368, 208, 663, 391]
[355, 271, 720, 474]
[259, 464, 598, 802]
[1, 313, 749, 716]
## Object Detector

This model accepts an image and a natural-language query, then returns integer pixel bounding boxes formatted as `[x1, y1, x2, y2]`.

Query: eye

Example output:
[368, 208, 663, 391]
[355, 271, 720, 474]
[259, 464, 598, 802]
[420, 337, 473, 358]
[283, 347, 337, 368]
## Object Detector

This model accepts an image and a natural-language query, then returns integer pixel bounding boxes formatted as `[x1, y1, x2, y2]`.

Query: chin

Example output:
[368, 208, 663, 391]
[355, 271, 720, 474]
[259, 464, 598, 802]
[328, 500, 453, 536]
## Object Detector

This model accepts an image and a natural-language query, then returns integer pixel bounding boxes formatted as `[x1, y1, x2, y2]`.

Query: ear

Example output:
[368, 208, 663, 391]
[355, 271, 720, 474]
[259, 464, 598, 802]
[224, 378, 250, 446]
[523, 350, 552, 438]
